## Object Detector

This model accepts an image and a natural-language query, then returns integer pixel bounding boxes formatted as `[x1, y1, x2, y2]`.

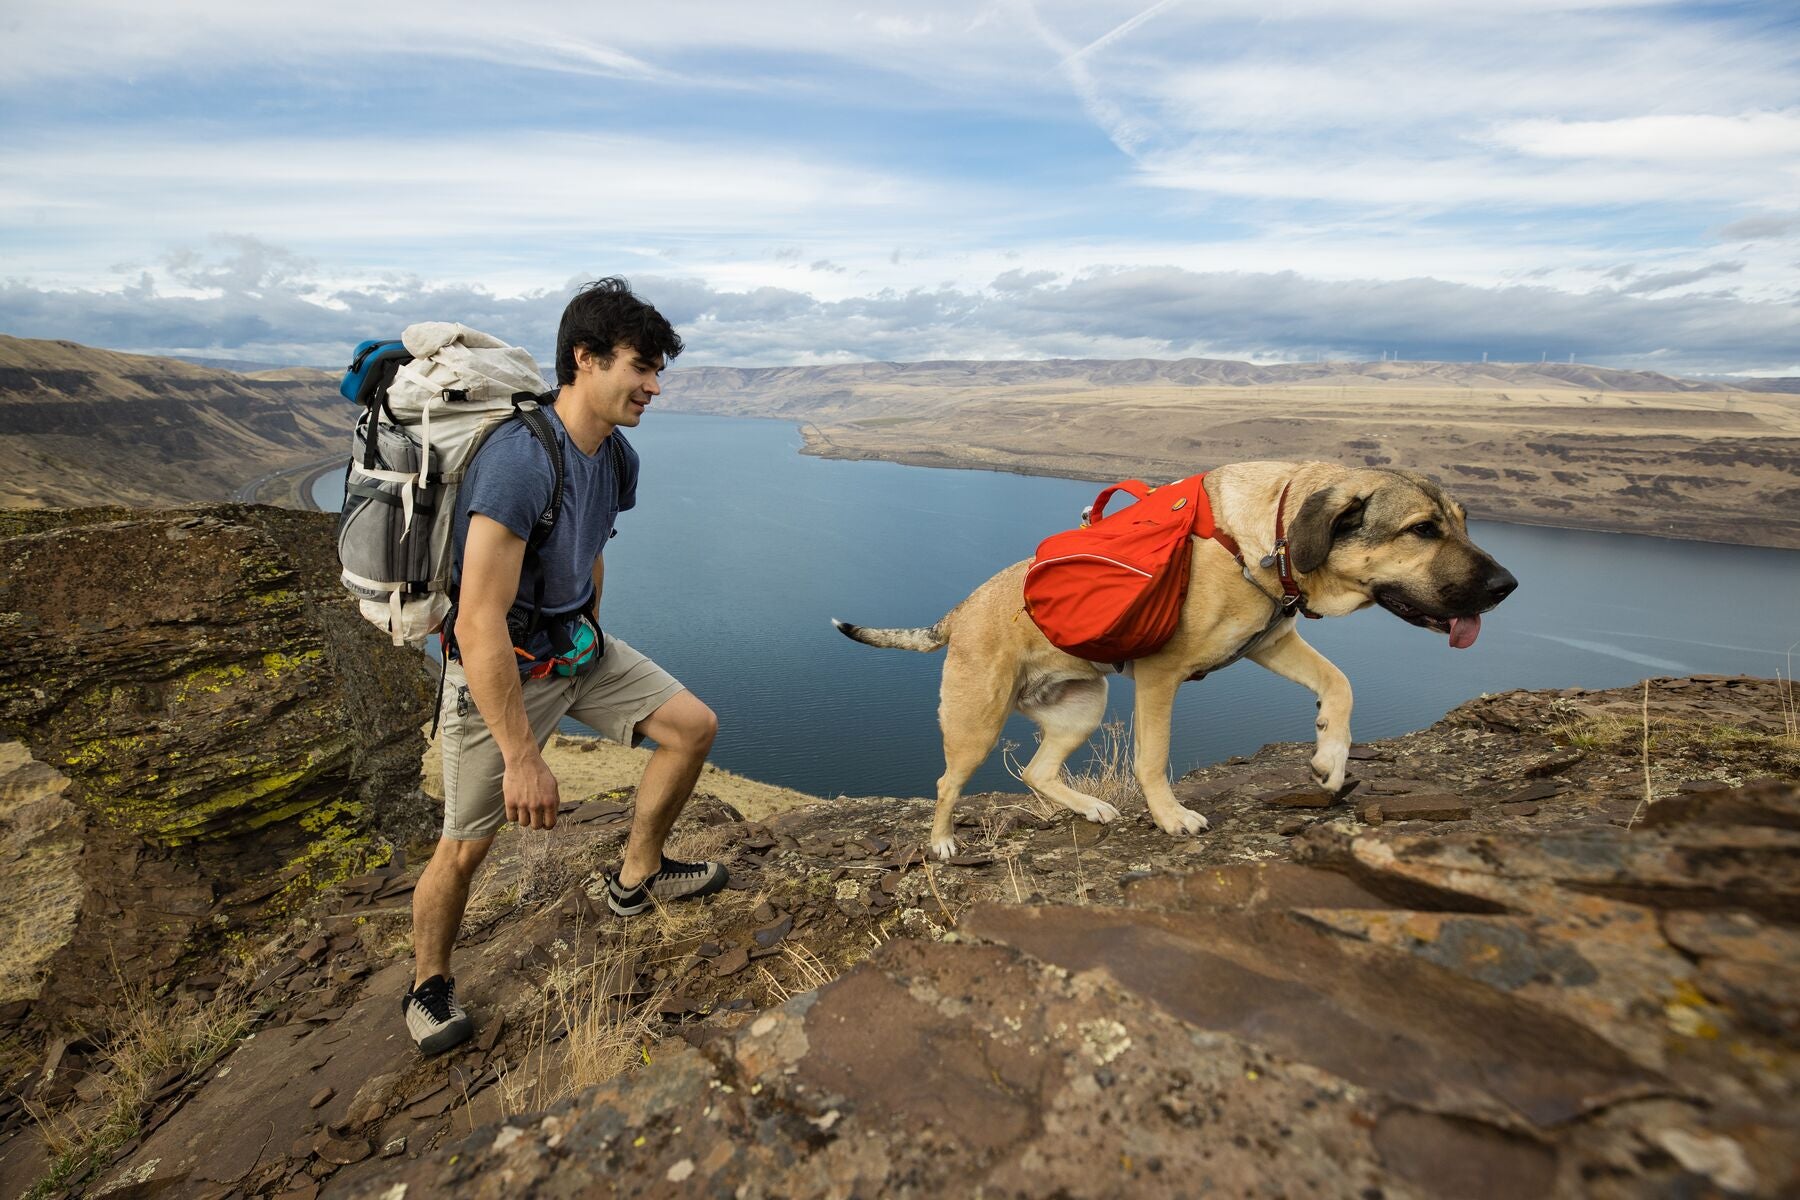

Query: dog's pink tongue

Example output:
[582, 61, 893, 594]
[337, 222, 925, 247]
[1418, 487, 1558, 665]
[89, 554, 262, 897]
[1449, 615, 1481, 650]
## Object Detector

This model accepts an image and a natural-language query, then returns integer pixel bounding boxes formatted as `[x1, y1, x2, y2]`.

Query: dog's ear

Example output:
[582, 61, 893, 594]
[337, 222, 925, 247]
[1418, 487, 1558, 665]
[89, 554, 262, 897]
[1289, 487, 1368, 574]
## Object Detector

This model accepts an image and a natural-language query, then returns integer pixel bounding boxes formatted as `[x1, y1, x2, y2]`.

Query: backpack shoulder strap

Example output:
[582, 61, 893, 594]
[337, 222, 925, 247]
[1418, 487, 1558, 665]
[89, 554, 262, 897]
[503, 395, 567, 641]
[509, 395, 566, 548]
[606, 428, 630, 513]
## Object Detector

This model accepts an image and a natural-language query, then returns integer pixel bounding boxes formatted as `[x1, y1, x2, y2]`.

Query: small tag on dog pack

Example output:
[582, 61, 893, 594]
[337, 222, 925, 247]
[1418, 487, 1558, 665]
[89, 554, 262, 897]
[1171, 498, 1188, 511]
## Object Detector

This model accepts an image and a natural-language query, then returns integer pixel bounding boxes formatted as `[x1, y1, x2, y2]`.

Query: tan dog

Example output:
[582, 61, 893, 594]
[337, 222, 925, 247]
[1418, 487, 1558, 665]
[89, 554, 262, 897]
[834, 461, 1517, 860]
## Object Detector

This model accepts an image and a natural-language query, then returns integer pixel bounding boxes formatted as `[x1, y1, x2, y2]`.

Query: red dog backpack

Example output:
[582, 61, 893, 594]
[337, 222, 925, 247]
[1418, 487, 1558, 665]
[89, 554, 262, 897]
[1022, 474, 1217, 661]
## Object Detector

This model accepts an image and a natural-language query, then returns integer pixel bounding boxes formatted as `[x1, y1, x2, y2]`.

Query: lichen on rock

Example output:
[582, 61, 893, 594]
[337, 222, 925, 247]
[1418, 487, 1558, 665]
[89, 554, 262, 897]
[0, 504, 434, 1020]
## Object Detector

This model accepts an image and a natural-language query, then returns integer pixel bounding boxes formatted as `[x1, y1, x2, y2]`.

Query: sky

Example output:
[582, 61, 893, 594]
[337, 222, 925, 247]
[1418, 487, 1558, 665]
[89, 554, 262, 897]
[2, 1, 1797, 375]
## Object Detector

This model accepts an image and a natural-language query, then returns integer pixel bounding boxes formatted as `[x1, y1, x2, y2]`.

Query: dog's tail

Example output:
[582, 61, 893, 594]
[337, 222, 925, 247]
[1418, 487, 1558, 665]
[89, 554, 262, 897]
[831, 618, 947, 653]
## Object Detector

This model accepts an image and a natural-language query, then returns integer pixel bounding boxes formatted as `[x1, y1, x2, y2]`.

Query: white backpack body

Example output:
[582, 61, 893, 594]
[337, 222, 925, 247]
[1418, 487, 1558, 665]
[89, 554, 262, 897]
[335, 323, 561, 647]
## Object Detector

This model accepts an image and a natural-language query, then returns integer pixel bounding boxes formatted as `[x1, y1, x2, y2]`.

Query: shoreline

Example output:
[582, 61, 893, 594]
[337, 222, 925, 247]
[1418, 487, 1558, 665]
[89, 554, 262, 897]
[276, 413, 1799, 552]
[790, 425, 1800, 553]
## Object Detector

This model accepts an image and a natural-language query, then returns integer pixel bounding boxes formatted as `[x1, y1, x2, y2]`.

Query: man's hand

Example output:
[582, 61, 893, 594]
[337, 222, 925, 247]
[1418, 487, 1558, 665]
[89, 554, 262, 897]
[504, 751, 561, 830]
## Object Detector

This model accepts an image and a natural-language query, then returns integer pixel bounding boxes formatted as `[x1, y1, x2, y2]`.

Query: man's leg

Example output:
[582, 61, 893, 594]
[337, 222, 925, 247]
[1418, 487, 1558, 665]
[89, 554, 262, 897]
[562, 636, 724, 911]
[404, 665, 570, 1051]
[412, 835, 495, 989]
[619, 690, 718, 887]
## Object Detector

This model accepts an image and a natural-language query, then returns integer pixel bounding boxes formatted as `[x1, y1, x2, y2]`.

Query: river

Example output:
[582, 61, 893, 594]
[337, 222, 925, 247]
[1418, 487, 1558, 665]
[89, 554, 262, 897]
[315, 413, 1798, 798]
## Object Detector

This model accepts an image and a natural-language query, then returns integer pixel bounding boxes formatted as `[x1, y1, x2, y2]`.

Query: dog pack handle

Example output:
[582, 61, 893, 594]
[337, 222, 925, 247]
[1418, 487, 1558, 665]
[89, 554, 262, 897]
[1084, 479, 1153, 527]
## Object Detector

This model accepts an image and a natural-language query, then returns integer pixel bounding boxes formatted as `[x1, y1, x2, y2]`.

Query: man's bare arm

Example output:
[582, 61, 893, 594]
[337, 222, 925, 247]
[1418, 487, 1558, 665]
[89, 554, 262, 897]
[458, 515, 559, 829]
[590, 554, 604, 615]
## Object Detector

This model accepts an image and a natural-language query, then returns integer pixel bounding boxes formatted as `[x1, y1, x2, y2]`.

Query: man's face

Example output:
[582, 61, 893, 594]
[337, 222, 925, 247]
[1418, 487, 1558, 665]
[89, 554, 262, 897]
[577, 342, 664, 427]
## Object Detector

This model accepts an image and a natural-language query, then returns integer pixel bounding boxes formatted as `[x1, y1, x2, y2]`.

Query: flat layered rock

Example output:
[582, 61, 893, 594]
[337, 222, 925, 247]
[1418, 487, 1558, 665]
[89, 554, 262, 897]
[1359, 794, 1473, 823]
[344, 939, 1413, 1199]
[342, 779, 1799, 1200]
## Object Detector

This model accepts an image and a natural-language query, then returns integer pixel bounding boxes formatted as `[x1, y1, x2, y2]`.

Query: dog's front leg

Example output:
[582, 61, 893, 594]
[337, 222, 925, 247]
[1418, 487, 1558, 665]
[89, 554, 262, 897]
[1132, 670, 1210, 836]
[1247, 632, 1353, 791]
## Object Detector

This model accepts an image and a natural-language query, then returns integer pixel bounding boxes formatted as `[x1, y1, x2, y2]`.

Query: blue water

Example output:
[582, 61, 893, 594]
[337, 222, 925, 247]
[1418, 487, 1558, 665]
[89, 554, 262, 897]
[316, 414, 1799, 798]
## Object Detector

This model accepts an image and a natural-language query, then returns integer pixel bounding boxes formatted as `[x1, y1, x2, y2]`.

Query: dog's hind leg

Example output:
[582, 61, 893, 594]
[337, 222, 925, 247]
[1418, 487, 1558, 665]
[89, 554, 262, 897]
[930, 650, 1016, 861]
[1131, 670, 1210, 836]
[1247, 631, 1352, 791]
[1017, 677, 1117, 826]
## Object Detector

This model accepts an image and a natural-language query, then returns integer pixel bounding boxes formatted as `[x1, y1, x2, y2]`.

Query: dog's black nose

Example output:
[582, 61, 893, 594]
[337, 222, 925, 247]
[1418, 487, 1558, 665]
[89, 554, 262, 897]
[1485, 566, 1518, 604]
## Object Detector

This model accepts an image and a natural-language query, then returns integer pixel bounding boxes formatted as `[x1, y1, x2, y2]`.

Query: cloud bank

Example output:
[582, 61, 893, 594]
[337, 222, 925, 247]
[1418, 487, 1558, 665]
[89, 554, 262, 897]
[5, 241, 1793, 375]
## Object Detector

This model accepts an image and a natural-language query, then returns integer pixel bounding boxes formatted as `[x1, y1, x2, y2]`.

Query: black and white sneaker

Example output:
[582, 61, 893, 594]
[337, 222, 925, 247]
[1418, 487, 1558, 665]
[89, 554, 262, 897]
[403, 975, 473, 1055]
[606, 857, 729, 916]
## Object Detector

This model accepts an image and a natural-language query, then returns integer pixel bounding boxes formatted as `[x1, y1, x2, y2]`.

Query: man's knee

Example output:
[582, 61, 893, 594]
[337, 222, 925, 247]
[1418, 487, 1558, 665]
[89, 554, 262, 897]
[675, 700, 718, 755]
[642, 693, 717, 757]
[429, 835, 494, 882]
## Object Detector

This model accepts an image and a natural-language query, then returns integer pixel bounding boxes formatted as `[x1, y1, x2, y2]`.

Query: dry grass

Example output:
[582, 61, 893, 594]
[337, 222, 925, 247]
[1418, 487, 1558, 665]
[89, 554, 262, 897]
[781, 943, 835, 991]
[1555, 678, 1800, 830]
[1551, 708, 1638, 751]
[1063, 720, 1145, 813]
[1630, 681, 1655, 828]
[1780, 643, 1798, 742]
[25, 983, 254, 1199]
[920, 859, 959, 929]
[496, 948, 668, 1118]
[660, 824, 741, 869]
[460, 866, 523, 939]
[1557, 708, 1799, 768]
[1000, 719, 1143, 820]
[495, 886, 733, 1118]
[516, 831, 581, 908]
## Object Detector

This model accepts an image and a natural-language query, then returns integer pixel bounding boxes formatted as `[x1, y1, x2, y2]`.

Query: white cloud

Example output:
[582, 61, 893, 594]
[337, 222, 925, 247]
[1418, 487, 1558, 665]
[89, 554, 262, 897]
[6, 249, 1795, 376]
[1495, 112, 1800, 163]
[0, 131, 934, 281]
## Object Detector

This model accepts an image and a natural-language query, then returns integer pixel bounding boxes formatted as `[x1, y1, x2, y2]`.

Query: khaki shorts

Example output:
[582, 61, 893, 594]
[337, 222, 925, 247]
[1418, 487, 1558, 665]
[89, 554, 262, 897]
[439, 633, 684, 841]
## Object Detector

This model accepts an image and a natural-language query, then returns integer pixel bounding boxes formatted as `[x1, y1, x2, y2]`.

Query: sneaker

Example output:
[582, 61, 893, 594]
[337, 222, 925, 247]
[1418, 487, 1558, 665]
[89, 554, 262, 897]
[606, 857, 729, 916]
[402, 975, 473, 1055]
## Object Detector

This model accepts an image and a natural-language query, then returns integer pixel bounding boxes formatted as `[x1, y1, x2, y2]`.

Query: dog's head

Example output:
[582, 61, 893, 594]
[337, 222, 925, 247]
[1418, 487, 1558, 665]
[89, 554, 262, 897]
[1286, 468, 1516, 648]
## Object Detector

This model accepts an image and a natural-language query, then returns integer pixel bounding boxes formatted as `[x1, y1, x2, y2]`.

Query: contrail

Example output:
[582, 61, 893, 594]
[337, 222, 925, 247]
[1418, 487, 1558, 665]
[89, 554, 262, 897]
[1059, 0, 1186, 68]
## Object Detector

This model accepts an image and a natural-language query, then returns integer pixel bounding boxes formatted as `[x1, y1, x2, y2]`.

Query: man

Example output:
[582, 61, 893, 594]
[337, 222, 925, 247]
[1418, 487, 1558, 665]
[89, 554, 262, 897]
[403, 278, 726, 1055]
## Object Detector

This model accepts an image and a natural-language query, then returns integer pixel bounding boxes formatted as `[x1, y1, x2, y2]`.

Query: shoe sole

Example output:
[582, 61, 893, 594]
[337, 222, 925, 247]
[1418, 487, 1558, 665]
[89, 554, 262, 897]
[414, 1015, 474, 1056]
[607, 892, 652, 917]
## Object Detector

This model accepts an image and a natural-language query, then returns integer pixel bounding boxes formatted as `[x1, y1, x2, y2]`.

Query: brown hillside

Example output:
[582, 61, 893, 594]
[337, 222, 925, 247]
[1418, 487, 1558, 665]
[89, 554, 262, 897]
[0, 336, 343, 508]
[660, 357, 1800, 549]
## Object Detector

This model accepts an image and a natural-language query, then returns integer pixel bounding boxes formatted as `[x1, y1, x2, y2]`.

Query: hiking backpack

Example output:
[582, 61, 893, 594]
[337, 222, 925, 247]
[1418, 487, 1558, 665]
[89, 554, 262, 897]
[335, 322, 565, 647]
[1021, 474, 1219, 662]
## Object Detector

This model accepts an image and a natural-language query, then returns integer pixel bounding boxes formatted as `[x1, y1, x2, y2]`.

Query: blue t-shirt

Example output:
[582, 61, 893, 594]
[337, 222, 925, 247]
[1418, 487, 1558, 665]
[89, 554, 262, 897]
[451, 401, 637, 660]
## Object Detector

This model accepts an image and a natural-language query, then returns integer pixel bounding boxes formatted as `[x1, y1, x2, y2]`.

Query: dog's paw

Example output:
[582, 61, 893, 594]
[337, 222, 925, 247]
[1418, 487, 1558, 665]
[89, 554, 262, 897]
[931, 835, 958, 861]
[1154, 805, 1209, 837]
[1080, 799, 1119, 825]
[1310, 746, 1348, 792]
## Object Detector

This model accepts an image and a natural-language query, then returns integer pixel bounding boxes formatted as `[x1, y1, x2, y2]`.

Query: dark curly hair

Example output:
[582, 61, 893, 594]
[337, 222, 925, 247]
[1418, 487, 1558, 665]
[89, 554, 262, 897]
[555, 277, 684, 385]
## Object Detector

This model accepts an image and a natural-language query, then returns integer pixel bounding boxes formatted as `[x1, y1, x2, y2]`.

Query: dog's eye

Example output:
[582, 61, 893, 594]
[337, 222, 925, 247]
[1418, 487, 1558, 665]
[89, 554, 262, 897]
[1407, 522, 1440, 539]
